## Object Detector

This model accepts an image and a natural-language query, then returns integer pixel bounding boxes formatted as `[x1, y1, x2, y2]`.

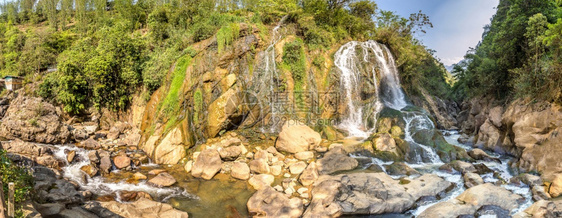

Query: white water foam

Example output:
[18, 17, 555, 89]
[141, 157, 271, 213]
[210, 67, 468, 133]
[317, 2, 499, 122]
[53, 145, 189, 202]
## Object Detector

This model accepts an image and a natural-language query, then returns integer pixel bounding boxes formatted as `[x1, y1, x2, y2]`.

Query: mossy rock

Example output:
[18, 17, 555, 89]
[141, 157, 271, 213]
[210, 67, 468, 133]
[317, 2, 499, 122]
[411, 129, 471, 162]
[390, 125, 403, 138]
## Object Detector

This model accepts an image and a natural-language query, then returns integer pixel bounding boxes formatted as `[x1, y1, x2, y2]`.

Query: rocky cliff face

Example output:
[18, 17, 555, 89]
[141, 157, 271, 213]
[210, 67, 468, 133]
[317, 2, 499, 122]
[459, 97, 562, 182]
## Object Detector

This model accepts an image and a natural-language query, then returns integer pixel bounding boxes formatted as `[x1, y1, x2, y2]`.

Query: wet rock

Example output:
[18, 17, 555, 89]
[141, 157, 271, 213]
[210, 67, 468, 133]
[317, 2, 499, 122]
[154, 127, 188, 164]
[384, 162, 420, 176]
[305, 173, 425, 216]
[80, 164, 99, 178]
[248, 174, 274, 190]
[35, 203, 65, 216]
[404, 174, 453, 201]
[513, 200, 562, 218]
[191, 149, 222, 180]
[463, 172, 483, 188]
[184, 160, 193, 173]
[289, 161, 307, 175]
[148, 169, 166, 175]
[0, 96, 70, 144]
[270, 164, 283, 176]
[295, 151, 314, 161]
[418, 199, 475, 218]
[249, 159, 270, 174]
[457, 183, 524, 211]
[549, 173, 562, 198]
[66, 150, 76, 163]
[35, 155, 63, 169]
[100, 198, 188, 218]
[80, 138, 101, 150]
[531, 185, 551, 201]
[132, 172, 147, 180]
[218, 146, 242, 160]
[148, 172, 176, 187]
[114, 155, 131, 169]
[519, 173, 542, 186]
[247, 186, 303, 217]
[468, 148, 501, 163]
[275, 120, 321, 154]
[373, 133, 398, 154]
[88, 151, 99, 164]
[123, 132, 141, 146]
[317, 147, 358, 174]
[231, 161, 250, 180]
[444, 160, 476, 174]
[473, 163, 493, 175]
[119, 191, 153, 202]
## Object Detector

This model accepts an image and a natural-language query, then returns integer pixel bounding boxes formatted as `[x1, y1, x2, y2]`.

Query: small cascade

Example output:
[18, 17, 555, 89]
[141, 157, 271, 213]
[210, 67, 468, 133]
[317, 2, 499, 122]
[403, 112, 443, 164]
[53, 145, 188, 202]
[372, 44, 408, 110]
[254, 16, 287, 133]
[334, 41, 384, 138]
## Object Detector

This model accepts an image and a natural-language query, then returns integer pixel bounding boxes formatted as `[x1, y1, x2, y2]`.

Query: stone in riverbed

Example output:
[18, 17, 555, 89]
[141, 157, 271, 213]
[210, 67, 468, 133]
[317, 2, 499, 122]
[99, 151, 112, 174]
[80, 165, 99, 178]
[248, 174, 275, 190]
[148, 172, 176, 187]
[133, 172, 147, 180]
[88, 151, 99, 164]
[289, 161, 307, 175]
[468, 148, 501, 163]
[384, 162, 420, 176]
[316, 147, 358, 175]
[191, 149, 222, 180]
[299, 162, 319, 186]
[100, 198, 188, 218]
[463, 172, 483, 188]
[80, 138, 101, 150]
[231, 162, 250, 180]
[184, 160, 193, 173]
[67, 150, 76, 163]
[247, 186, 304, 217]
[249, 159, 270, 174]
[114, 155, 131, 169]
[148, 169, 166, 175]
[549, 173, 562, 198]
[275, 120, 321, 154]
[218, 146, 242, 160]
[457, 183, 523, 211]
[295, 151, 314, 161]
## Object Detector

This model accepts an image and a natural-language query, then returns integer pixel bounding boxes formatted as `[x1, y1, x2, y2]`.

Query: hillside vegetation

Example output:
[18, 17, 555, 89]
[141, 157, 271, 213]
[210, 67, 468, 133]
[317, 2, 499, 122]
[0, 0, 451, 114]
[452, 0, 562, 104]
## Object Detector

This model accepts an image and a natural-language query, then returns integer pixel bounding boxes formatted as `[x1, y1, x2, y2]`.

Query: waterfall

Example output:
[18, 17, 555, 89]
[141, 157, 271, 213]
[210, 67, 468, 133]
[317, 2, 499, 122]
[371, 44, 408, 110]
[254, 16, 287, 133]
[336, 40, 442, 163]
[334, 41, 384, 138]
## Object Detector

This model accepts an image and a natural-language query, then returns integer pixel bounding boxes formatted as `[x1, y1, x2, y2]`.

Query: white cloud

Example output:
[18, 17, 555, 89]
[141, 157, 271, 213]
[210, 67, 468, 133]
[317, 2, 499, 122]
[440, 57, 464, 66]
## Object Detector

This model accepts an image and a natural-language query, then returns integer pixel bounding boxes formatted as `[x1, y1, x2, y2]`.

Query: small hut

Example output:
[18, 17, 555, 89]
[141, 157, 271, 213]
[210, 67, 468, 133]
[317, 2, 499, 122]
[3, 76, 23, 91]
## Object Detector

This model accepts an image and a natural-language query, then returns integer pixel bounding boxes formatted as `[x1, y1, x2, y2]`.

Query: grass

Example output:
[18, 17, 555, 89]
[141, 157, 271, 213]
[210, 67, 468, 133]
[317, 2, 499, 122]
[158, 54, 192, 133]
[282, 38, 308, 109]
[217, 22, 240, 54]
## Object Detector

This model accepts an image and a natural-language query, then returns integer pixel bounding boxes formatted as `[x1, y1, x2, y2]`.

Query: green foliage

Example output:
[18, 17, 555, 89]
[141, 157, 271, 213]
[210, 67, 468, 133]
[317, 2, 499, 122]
[217, 22, 240, 53]
[282, 38, 307, 107]
[454, 0, 561, 103]
[0, 149, 34, 205]
[193, 88, 203, 125]
[161, 54, 191, 116]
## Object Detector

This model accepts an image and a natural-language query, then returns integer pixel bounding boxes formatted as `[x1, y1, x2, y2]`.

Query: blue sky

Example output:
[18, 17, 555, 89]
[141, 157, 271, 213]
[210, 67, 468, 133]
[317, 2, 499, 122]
[376, 0, 499, 66]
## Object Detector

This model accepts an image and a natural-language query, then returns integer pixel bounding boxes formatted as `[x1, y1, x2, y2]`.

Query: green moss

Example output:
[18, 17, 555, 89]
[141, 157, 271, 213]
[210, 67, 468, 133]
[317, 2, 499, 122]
[161, 54, 191, 116]
[193, 88, 203, 125]
[282, 38, 307, 109]
[217, 22, 240, 54]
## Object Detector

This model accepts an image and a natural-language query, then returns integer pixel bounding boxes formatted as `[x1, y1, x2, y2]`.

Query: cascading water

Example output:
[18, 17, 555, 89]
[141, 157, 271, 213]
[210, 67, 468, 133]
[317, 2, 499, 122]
[334, 41, 384, 138]
[52, 145, 188, 202]
[402, 111, 443, 164]
[371, 43, 408, 111]
[254, 16, 287, 133]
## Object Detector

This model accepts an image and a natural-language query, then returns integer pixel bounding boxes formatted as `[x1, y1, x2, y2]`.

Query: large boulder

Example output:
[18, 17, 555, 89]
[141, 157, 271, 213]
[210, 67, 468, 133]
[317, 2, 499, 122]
[206, 88, 241, 138]
[275, 120, 321, 154]
[100, 198, 188, 218]
[0, 96, 70, 144]
[191, 149, 222, 180]
[317, 146, 358, 175]
[549, 173, 562, 198]
[304, 173, 450, 216]
[148, 172, 176, 187]
[247, 186, 303, 217]
[153, 127, 188, 164]
[419, 183, 524, 217]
